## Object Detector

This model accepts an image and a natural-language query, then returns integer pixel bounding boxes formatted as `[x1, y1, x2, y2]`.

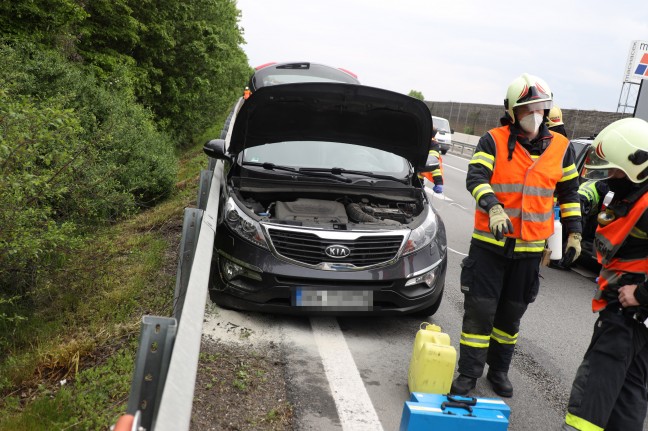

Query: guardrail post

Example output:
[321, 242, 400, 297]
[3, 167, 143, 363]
[125, 316, 177, 431]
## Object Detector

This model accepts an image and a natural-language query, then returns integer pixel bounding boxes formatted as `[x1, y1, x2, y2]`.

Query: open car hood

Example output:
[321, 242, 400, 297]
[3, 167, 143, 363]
[228, 83, 433, 169]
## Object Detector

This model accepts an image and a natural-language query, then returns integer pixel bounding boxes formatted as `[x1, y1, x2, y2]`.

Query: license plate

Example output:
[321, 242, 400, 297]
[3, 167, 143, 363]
[294, 288, 373, 310]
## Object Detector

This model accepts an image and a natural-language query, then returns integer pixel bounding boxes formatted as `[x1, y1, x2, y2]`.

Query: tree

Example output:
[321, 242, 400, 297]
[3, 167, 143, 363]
[408, 90, 425, 101]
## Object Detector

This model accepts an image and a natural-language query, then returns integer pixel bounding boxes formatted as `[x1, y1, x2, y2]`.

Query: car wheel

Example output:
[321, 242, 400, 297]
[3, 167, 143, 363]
[412, 287, 444, 317]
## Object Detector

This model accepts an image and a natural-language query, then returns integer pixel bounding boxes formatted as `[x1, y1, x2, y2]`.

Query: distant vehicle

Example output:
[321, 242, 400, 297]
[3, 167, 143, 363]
[432, 116, 453, 154]
[248, 61, 360, 92]
[203, 79, 447, 316]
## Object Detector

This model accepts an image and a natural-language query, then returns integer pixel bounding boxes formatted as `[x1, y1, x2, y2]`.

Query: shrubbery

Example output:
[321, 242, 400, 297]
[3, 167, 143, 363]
[0, 0, 251, 342]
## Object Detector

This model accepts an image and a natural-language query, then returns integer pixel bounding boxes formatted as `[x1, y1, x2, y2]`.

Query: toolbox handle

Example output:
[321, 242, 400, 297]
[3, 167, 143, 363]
[441, 401, 473, 413]
[446, 394, 477, 406]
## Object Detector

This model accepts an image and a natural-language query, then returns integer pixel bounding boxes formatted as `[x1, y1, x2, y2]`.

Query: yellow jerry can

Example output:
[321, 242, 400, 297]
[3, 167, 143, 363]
[407, 322, 457, 394]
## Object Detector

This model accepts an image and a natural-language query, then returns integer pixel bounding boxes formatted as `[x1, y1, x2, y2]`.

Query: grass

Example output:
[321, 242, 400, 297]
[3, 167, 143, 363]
[0, 118, 226, 431]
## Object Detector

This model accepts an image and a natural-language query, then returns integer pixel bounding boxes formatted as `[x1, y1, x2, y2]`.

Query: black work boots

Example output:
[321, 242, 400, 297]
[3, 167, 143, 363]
[450, 370, 513, 398]
[450, 374, 477, 395]
[487, 369, 513, 397]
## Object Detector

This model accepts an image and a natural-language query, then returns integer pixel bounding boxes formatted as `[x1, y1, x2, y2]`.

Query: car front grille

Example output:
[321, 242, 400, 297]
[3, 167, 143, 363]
[267, 228, 404, 267]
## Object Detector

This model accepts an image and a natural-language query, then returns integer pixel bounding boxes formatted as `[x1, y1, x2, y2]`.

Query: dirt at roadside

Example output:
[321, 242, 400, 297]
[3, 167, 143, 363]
[190, 337, 293, 431]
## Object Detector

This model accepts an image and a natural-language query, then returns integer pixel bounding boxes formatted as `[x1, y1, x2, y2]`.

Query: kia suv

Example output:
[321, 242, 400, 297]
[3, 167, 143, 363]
[203, 82, 447, 316]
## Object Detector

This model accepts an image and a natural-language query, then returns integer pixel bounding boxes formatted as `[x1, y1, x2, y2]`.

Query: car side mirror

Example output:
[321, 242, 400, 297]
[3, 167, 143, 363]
[419, 155, 440, 172]
[203, 139, 230, 160]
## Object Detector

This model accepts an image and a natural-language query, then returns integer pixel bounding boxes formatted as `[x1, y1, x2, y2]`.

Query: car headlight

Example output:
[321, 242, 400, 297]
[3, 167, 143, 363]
[224, 197, 269, 249]
[402, 208, 438, 256]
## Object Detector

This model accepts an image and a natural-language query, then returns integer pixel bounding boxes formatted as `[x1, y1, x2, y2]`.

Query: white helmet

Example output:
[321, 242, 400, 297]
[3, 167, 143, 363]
[504, 73, 553, 123]
[582, 117, 648, 183]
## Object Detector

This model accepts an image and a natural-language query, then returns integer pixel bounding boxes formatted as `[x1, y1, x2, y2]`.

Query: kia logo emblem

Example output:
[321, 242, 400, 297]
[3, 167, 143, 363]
[325, 245, 351, 258]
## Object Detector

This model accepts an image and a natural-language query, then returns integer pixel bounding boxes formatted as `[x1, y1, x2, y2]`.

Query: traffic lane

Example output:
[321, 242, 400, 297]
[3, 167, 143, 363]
[435, 153, 475, 211]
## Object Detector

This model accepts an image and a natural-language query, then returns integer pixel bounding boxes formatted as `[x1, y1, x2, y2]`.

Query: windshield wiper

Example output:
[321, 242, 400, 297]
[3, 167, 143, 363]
[300, 167, 406, 183]
[242, 162, 352, 183]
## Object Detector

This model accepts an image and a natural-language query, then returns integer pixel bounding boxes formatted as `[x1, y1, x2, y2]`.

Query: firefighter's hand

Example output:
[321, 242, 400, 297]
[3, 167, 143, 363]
[488, 204, 513, 241]
[433, 184, 443, 194]
[619, 284, 640, 308]
[561, 233, 582, 267]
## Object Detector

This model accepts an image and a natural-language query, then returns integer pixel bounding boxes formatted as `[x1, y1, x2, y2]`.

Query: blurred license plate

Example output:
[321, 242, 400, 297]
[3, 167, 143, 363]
[295, 288, 373, 309]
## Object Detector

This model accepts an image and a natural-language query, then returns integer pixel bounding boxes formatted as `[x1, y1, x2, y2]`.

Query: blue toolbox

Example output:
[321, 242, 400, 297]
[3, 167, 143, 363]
[400, 394, 509, 431]
[410, 392, 511, 419]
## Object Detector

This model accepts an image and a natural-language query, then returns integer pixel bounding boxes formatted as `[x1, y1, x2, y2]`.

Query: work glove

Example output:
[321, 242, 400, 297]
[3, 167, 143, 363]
[433, 184, 443, 194]
[488, 204, 514, 241]
[560, 232, 582, 267]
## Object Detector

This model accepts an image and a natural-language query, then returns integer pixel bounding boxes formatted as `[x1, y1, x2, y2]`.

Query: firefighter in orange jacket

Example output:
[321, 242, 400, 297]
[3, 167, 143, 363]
[563, 118, 648, 431]
[451, 73, 582, 397]
[419, 127, 444, 193]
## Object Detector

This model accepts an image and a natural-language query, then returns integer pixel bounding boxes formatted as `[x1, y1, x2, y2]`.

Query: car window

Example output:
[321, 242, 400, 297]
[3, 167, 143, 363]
[251, 63, 359, 90]
[432, 117, 450, 133]
[243, 141, 409, 175]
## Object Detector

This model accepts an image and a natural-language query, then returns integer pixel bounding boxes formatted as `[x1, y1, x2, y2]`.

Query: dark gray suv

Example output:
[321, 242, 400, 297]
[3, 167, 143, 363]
[203, 81, 447, 316]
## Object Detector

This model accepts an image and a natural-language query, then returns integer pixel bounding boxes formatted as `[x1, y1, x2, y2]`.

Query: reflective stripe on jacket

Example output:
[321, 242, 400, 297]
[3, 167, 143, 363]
[592, 192, 648, 312]
[473, 127, 569, 242]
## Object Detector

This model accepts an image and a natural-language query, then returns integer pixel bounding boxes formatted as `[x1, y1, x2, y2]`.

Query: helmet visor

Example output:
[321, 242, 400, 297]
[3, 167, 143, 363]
[581, 145, 620, 180]
[515, 100, 553, 115]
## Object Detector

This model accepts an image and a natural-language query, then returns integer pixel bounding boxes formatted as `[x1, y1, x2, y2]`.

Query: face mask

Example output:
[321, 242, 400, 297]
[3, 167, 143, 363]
[519, 112, 543, 135]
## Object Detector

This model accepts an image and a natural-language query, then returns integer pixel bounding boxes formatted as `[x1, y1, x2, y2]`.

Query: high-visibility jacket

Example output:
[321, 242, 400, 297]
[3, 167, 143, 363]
[592, 192, 648, 312]
[418, 139, 443, 186]
[473, 126, 569, 242]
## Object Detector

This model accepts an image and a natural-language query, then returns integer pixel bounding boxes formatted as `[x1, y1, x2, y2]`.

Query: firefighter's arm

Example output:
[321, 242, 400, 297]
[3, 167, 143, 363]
[466, 134, 498, 211]
[627, 212, 648, 307]
[555, 151, 582, 234]
[429, 140, 444, 186]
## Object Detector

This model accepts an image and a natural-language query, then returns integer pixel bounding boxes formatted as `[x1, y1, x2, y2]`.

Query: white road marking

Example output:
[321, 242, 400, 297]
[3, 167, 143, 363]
[449, 202, 468, 210]
[310, 317, 384, 431]
[441, 162, 467, 174]
[448, 247, 468, 256]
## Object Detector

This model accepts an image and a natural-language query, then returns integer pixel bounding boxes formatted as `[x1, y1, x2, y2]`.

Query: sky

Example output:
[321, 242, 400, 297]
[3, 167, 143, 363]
[235, 0, 648, 112]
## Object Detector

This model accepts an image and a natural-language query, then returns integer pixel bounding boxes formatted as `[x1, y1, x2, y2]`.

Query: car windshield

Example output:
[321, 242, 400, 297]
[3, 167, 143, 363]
[242, 141, 410, 177]
[252, 63, 359, 89]
[432, 117, 450, 133]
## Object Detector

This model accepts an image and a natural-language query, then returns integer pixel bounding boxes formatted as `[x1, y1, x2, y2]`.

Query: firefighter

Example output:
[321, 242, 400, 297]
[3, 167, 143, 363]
[419, 127, 444, 193]
[450, 73, 582, 397]
[562, 117, 648, 431]
[546, 105, 568, 138]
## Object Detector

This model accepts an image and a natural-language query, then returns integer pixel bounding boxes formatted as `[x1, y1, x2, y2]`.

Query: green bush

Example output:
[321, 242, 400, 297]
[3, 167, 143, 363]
[0, 43, 177, 333]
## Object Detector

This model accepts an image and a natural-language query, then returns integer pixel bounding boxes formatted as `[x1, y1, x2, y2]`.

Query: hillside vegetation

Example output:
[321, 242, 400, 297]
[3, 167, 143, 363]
[0, 1, 249, 428]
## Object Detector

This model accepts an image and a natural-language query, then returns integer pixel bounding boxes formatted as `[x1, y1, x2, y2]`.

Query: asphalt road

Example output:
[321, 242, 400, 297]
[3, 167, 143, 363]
[203, 153, 647, 431]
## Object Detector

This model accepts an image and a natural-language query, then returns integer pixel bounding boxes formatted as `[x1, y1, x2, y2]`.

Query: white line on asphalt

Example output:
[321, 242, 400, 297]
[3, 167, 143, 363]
[449, 202, 468, 210]
[310, 317, 384, 431]
[448, 247, 468, 256]
[441, 162, 467, 174]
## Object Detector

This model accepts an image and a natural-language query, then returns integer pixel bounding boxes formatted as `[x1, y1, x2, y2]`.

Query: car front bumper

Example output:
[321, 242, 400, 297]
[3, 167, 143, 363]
[209, 227, 447, 316]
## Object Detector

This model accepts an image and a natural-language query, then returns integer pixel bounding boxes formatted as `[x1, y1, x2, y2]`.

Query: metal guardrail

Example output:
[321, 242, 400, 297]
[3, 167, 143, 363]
[114, 161, 223, 431]
[447, 135, 477, 158]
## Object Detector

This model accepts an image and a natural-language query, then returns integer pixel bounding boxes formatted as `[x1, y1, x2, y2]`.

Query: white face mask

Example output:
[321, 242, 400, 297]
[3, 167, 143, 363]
[519, 112, 543, 135]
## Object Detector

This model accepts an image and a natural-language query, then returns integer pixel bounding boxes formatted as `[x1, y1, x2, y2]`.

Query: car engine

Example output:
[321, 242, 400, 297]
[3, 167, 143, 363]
[242, 197, 419, 227]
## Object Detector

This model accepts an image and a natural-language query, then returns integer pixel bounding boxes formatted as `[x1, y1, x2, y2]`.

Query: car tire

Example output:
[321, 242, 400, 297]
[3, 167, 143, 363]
[412, 287, 444, 317]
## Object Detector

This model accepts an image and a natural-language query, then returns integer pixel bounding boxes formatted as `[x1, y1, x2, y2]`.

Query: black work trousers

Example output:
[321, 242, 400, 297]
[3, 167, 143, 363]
[458, 244, 541, 378]
[564, 308, 648, 431]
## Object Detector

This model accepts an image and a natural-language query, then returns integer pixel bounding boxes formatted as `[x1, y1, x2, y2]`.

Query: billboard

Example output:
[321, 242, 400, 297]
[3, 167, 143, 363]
[624, 40, 648, 84]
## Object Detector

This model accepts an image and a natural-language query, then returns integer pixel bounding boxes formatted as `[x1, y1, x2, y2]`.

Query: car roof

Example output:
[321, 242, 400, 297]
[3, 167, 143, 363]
[248, 62, 360, 91]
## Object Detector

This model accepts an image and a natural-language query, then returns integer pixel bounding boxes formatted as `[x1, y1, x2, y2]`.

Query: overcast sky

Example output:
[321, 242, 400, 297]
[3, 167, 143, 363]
[236, 0, 648, 112]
